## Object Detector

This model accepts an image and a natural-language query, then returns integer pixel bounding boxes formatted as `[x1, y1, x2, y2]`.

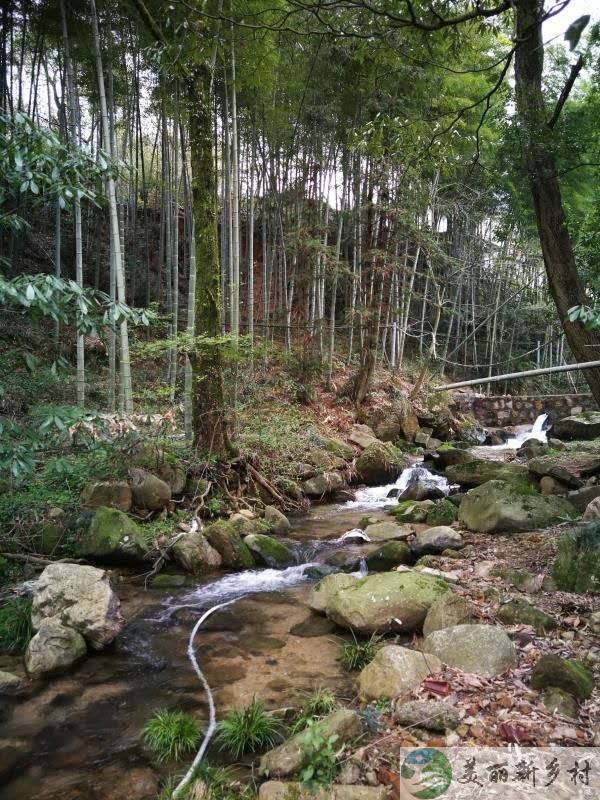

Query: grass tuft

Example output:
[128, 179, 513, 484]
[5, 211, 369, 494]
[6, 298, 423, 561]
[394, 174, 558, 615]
[339, 632, 378, 671]
[215, 698, 282, 758]
[142, 709, 199, 763]
[291, 687, 337, 734]
[0, 597, 33, 653]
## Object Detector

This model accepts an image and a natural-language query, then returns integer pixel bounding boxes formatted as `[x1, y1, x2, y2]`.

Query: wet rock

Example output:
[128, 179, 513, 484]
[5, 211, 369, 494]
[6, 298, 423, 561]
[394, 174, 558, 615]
[359, 645, 442, 701]
[389, 499, 435, 523]
[229, 512, 270, 537]
[542, 687, 579, 719]
[530, 654, 593, 700]
[496, 598, 557, 634]
[259, 783, 388, 799]
[423, 624, 517, 676]
[264, 505, 292, 535]
[25, 620, 87, 677]
[460, 425, 487, 445]
[446, 459, 530, 488]
[244, 534, 294, 568]
[394, 699, 460, 731]
[567, 485, 600, 512]
[260, 709, 362, 778]
[355, 442, 405, 486]
[426, 499, 458, 526]
[412, 526, 463, 555]
[552, 411, 600, 440]
[398, 467, 445, 502]
[583, 497, 600, 521]
[172, 531, 222, 574]
[80, 480, 132, 512]
[0, 670, 25, 695]
[552, 522, 600, 593]
[304, 565, 339, 580]
[31, 562, 124, 649]
[326, 570, 449, 634]
[431, 444, 475, 469]
[459, 480, 579, 533]
[517, 439, 548, 460]
[539, 476, 569, 496]
[79, 506, 150, 564]
[151, 573, 187, 588]
[203, 520, 255, 569]
[348, 423, 379, 449]
[528, 452, 600, 488]
[309, 573, 359, 613]
[301, 471, 347, 499]
[289, 615, 337, 637]
[365, 541, 412, 571]
[129, 468, 171, 510]
[364, 520, 412, 541]
[423, 594, 477, 637]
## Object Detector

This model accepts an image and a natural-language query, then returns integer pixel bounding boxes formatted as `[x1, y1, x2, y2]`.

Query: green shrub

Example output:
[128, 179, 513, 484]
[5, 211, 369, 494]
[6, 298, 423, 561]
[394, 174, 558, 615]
[0, 597, 33, 653]
[215, 698, 282, 757]
[142, 709, 199, 762]
[340, 633, 377, 671]
[299, 719, 339, 791]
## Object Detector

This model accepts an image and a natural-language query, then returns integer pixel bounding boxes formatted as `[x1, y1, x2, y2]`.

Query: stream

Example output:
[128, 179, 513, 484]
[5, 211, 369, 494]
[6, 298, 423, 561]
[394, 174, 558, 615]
[0, 416, 549, 800]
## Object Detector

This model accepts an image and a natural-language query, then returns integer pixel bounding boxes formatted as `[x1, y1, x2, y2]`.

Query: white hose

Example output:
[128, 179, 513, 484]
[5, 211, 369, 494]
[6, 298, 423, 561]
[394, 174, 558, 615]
[172, 597, 238, 798]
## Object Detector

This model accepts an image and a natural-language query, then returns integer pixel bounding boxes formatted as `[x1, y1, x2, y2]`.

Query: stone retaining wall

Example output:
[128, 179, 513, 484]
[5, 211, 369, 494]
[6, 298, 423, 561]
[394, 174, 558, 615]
[455, 393, 598, 427]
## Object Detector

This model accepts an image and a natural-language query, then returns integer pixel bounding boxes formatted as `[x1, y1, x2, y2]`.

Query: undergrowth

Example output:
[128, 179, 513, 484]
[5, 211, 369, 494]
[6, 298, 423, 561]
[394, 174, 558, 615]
[339, 633, 378, 671]
[291, 687, 337, 733]
[0, 596, 34, 653]
[215, 698, 282, 757]
[142, 709, 199, 762]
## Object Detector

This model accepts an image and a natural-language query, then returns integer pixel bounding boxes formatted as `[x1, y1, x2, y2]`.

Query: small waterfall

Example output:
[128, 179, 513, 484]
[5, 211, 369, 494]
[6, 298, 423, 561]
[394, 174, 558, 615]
[505, 412, 549, 448]
[344, 463, 450, 510]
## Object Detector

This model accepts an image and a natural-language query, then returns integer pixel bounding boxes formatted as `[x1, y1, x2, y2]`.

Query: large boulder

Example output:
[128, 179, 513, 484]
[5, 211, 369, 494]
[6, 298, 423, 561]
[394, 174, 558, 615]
[309, 573, 359, 613]
[25, 620, 87, 677]
[458, 480, 578, 533]
[446, 459, 530, 488]
[305, 448, 346, 471]
[31, 562, 124, 649]
[301, 471, 346, 499]
[363, 520, 413, 542]
[539, 476, 569, 496]
[129, 468, 171, 510]
[365, 541, 412, 572]
[412, 526, 463, 555]
[389, 499, 435, 523]
[552, 522, 600, 593]
[431, 444, 475, 469]
[496, 598, 557, 634]
[517, 439, 548, 460]
[552, 411, 600, 441]
[423, 593, 476, 637]
[348, 424, 379, 449]
[398, 467, 446, 502]
[259, 709, 361, 778]
[264, 506, 291, 535]
[423, 624, 516, 676]
[80, 481, 132, 513]
[355, 442, 405, 486]
[155, 462, 187, 495]
[374, 416, 402, 443]
[244, 534, 294, 568]
[79, 506, 150, 564]
[321, 436, 355, 461]
[203, 520, 255, 569]
[325, 570, 450, 634]
[358, 645, 442, 701]
[171, 531, 222, 574]
[530, 654, 593, 700]
[528, 452, 600, 488]
[567, 485, 600, 512]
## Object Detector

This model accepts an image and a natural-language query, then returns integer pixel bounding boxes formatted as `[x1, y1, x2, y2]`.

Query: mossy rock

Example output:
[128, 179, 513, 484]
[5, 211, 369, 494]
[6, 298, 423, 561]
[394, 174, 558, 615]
[355, 442, 406, 486]
[446, 459, 531, 488]
[426, 499, 458, 526]
[151, 573, 187, 589]
[530, 654, 594, 700]
[496, 598, 557, 634]
[321, 437, 355, 461]
[365, 541, 412, 571]
[78, 506, 149, 564]
[552, 522, 600, 593]
[490, 566, 536, 591]
[389, 499, 434, 523]
[203, 520, 255, 569]
[244, 534, 294, 568]
[542, 687, 579, 718]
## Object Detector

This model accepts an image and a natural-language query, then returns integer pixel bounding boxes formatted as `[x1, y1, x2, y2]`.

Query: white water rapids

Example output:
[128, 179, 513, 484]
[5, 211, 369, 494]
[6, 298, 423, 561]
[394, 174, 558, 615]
[344, 464, 450, 510]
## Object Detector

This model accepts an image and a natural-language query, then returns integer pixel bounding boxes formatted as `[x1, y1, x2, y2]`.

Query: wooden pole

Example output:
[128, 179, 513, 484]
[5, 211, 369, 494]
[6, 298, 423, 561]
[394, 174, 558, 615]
[433, 360, 600, 392]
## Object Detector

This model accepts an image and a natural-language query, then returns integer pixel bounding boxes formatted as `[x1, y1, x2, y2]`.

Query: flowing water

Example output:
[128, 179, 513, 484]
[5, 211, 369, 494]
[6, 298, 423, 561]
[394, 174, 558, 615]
[0, 419, 548, 798]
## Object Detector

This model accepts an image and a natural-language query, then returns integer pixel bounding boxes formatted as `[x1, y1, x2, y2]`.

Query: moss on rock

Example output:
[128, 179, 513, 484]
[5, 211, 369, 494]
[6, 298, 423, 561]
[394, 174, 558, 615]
[530, 654, 594, 700]
[552, 522, 600, 593]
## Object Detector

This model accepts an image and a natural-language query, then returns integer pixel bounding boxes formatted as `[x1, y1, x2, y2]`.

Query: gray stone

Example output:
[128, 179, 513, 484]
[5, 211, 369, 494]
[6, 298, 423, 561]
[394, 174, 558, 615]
[80, 481, 132, 512]
[567, 485, 600, 512]
[552, 412, 600, 441]
[129, 468, 171, 510]
[172, 531, 222, 574]
[412, 526, 463, 555]
[539, 476, 569, 496]
[496, 598, 557, 634]
[259, 709, 362, 778]
[25, 621, 87, 677]
[80, 506, 149, 564]
[530, 654, 593, 700]
[423, 624, 517, 676]
[264, 505, 292, 535]
[542, 687, 579, 719]
[528, 453, 600, 488]
[301, 471, 346, 499]
[259, 784, 389, 800]
[31, 562, 124, 650]
[423, 594, 476, 637]
[583, 497, 600, 521]
[0, 670, 25, 695]
[394, 699, 460, 731]
[244, 534, 294, 568]
[364, 520, 413, 541]
[309, 573, 359, 613]
[365, 541, 412, 571]
[348, 424, 379, 449]
[203, 520, 255, 569]
[355, 442, 405, 486]
[359, 645, 443, 701]
[398, 467, 445, 502]
[446, 459, 530, 488]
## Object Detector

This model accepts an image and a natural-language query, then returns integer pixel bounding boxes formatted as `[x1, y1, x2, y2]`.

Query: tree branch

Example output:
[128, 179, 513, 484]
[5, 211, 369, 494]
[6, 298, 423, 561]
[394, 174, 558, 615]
[547, 55, 584, 129]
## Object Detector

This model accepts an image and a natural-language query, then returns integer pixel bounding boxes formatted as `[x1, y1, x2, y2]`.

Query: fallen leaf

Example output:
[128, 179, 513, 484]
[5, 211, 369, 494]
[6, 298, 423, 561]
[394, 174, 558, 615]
[421, 679, 450, 697]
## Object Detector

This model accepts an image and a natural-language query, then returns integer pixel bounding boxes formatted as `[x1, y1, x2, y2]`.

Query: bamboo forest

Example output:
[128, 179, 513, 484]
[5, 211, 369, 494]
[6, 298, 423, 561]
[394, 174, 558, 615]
[1, 1, 600, 799]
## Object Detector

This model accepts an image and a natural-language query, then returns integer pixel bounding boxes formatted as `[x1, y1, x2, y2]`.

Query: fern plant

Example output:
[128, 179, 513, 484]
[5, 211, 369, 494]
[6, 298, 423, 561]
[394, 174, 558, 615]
[215, 698, 282, 757]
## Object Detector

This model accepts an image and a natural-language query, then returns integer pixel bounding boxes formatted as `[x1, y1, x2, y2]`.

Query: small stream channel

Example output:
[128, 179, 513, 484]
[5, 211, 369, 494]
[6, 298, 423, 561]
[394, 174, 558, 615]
[0, 416, 548, 800]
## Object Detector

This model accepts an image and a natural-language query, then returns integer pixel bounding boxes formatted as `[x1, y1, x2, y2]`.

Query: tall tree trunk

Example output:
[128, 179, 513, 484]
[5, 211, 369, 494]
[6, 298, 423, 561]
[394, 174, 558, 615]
[514, 0, 600, 401]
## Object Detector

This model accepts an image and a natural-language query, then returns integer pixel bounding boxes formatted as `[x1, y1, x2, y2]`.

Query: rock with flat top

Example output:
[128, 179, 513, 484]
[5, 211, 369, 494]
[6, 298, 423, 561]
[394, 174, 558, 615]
[412, 526, 463, 555]
[348, 424, 379, 450]
[423, 624, 516, 676]
[364, 520, 412, 542]
[394, 699, 460, 731]
[423, 594, 476, 637]
[359, 645, 442, 701]
[552, 412, 600, 440]
[81, 481, 132, 512]
[309, 573, 359, 613]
